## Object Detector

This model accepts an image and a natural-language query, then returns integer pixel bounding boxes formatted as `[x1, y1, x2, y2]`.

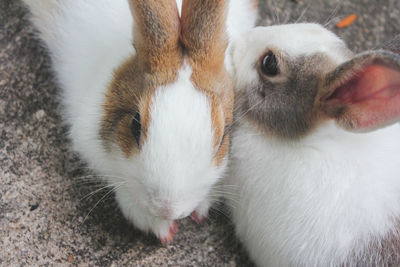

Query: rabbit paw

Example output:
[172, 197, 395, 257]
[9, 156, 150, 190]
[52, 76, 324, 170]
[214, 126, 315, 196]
[190, 198, 210, 224]
[190, 211, 207, 223]
[116, 190, 178, 243]
[155, 220, 178, 244]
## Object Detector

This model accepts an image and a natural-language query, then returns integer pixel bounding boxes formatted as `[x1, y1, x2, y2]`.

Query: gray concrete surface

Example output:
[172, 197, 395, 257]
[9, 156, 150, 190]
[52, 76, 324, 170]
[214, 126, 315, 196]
[1, 0, 399, 266]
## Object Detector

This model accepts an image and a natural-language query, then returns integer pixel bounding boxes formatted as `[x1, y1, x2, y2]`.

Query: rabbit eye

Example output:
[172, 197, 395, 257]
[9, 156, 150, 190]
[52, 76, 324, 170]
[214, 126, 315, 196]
[261, 52, 279, 76]
[131, 111, 141, 146]
[218, 133, 226, 151]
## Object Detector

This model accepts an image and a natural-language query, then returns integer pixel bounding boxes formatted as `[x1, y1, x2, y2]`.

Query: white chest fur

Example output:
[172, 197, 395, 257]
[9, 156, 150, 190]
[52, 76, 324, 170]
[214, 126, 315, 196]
[228, 121, 400, 267]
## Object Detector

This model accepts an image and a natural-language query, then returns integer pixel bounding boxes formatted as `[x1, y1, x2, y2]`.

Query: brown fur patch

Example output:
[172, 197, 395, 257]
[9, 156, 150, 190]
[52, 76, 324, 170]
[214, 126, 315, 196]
[101, 52, 183, 157]
[128, 0, 182, 73]
[206, 86, 233, 166]
[181, 0, 228, 71]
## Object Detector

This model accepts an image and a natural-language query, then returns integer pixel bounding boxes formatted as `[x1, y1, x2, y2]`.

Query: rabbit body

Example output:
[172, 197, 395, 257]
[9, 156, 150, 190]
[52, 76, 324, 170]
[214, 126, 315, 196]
[227, 23, 400, 266]
[23, 0, 257, 241]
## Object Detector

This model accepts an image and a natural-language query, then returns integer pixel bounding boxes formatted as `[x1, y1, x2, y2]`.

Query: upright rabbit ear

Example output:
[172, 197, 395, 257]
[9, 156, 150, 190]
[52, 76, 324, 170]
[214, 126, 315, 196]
[180, 0, 228, 69]
[321, 50, 400, 132]
[128, 0, 181, 72]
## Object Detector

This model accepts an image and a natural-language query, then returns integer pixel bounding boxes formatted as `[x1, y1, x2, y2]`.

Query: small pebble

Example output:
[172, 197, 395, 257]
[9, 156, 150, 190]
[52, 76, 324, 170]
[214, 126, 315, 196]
[34, 109, 46, 120]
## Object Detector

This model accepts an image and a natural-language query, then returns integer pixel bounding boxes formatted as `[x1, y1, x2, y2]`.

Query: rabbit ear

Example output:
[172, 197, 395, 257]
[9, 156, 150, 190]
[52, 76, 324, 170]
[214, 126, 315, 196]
[321, 50, 400, 132]
[128, 0, 181, 72]
[180, 0, 228, 68]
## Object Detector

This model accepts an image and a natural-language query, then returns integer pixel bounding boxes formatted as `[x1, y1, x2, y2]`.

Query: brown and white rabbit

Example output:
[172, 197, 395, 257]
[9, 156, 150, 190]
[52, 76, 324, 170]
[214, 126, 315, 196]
[226, 23, 400, 266]
[22, 0, 257, 242]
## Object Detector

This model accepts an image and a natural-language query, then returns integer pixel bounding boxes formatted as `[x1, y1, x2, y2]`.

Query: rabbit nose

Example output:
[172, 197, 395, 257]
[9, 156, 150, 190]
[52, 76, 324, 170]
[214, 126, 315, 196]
[152, 198, 189, 220]
[158, 206, 172, 220]
[152, 199, 173, 219]
[155, 203, 188, 220]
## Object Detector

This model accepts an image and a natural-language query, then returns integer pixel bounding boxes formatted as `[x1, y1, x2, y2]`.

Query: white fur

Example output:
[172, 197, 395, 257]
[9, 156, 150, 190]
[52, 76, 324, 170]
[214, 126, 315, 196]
[229, 121, 400, 267]
[225, 0, 258, 75]
[227, 24, 400, 266]
[226, 0, 258, 41]
[23, 0, 256, 239]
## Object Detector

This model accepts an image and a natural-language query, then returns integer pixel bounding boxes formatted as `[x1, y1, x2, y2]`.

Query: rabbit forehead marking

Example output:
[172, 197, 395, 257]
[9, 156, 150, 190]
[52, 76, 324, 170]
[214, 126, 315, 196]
[239, 53, 335, 139]
[142, 64, 216, 181]
[101, 54, 182, 157]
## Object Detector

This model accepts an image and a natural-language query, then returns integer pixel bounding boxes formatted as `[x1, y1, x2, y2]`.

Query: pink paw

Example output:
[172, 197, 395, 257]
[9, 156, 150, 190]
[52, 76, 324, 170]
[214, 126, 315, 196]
[160, 221, 178, 244]
[190, 211, 207, 224]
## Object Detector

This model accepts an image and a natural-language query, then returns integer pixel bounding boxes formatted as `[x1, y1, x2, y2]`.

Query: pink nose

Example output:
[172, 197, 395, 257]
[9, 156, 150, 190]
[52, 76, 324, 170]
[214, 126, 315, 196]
[152, 198, 173, 219]
[154, 204, 187, 220]
[152, 198, 188, 220]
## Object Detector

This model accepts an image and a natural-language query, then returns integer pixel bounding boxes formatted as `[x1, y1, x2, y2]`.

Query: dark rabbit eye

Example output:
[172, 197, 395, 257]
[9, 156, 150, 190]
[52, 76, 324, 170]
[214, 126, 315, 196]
[131, 112, 141, 146]
[218, 133, 226, 151]
[261, 52, 279, 76]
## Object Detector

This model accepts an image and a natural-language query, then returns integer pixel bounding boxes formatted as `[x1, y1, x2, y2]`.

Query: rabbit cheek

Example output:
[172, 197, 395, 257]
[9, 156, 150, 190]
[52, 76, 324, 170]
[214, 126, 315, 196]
[239, 76, 317, 140]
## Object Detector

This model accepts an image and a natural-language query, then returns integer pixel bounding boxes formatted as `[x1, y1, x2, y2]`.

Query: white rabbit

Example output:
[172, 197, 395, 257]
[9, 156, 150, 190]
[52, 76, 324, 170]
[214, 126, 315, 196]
[22, 0, 257, 243]
[227, 23, 400, 266]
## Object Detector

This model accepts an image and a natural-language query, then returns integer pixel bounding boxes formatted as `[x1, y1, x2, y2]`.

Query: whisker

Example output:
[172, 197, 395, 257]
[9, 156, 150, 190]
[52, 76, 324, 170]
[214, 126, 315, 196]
[210, 204, 231, 220]
[210, 189, 238, 195]
[79, 182, 125, 201]
[73, 180, 106, 187]
[230, 97, 265, 129]
[323, 1, 341, 27]
[81, 182, 126, 224]
[295, 5, 310, 24]
[283, 10, 291, 25]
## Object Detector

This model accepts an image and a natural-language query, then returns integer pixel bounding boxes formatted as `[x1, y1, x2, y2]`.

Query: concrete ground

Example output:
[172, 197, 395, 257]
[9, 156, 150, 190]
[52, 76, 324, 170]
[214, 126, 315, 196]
[1, 0, 399, 266]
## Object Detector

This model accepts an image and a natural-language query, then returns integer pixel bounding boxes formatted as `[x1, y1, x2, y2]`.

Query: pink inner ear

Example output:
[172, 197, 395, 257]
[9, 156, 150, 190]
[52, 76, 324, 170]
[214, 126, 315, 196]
[327, 65, 400, 130]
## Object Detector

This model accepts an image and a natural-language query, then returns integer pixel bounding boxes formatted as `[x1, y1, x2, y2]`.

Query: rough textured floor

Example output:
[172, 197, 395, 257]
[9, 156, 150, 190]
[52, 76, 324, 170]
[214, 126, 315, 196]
[1, 0, 399, 266]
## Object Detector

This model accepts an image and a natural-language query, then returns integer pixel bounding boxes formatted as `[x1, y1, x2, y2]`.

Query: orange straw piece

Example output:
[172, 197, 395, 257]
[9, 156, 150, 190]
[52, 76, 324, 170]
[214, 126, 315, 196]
[336, 14, 358, 28]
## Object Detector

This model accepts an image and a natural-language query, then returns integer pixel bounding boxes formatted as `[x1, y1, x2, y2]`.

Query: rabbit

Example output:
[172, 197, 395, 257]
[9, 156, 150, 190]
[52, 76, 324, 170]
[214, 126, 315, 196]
[226, 23, 400, 266]
[21, 0, 257, 243]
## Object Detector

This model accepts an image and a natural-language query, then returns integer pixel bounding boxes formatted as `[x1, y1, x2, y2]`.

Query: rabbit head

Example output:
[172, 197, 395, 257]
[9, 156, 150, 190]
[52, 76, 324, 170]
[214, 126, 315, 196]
[230, 23, 400, 139]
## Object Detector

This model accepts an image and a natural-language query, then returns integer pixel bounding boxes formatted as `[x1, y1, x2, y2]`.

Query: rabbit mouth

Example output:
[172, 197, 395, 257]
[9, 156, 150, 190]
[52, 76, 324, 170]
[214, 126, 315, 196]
[149, 206, 190, 221]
